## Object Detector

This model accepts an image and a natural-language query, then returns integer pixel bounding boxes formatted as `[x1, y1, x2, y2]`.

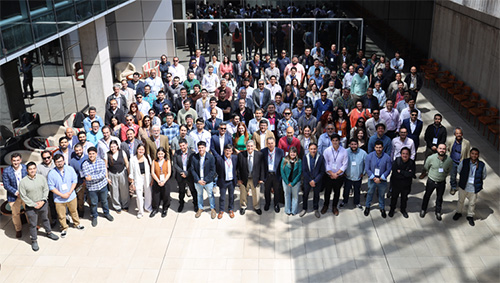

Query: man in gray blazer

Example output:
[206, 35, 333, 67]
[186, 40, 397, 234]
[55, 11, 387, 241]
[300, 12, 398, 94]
[252, 79, 271, 111]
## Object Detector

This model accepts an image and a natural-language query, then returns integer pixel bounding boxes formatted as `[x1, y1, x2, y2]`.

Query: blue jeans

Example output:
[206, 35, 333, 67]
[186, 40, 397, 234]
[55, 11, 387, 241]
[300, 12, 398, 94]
[344, 179, 362, 205]
[366, 180, 388, 210]
[88, 186, 110, 218]
[219, 181, 235, 212]
[450, 162, 459, 189]
[195, 182, 215, 210]
[283, 181, 300, 215]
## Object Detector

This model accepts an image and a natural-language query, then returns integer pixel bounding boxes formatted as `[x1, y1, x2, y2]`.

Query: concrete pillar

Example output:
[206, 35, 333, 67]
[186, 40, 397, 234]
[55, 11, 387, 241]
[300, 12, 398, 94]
[0, 60, 26, 132]
[79, 17, 113, 118]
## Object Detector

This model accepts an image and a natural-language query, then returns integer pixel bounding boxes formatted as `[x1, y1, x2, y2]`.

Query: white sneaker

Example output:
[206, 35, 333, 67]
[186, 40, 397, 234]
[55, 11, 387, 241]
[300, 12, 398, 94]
[137, 214, 143, 219]
[75, 224, 85, 230]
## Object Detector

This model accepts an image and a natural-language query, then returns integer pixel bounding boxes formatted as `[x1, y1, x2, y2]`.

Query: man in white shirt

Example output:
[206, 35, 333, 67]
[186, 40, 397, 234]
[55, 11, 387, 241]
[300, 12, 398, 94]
[144, 69, 163, 95]
[342, 65, 355, 92]
[203, 97, 223, 121]
[189, 118, 211, 153]
[265, 75, 282, 101]
[97, 126, 121, 160]
[380, 99, 400, 139]
[169, 57, 186, 82]
[202, 65, 219, 93]
[399, 98, 421, 122]
[264, 61, 280, 84]
[373, 82, 387, 107]
[365, 109, 386, 138]
[120, 79, 135, 108]
[390, 127, 416, 161]
[135, 93, 151, 116]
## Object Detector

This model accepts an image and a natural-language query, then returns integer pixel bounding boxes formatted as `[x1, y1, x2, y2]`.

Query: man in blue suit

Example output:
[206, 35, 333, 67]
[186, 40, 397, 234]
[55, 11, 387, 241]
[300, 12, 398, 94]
[401, 109, 423, 149]
[205, 108, 223, 135]
[261, 137, 285, 213]
[191, 49, 207, 73]
[300, 142, 325, 218]
[190, 141, 217, 219]
[127, 72, 146, 94]
[215, 144, 238, 219]
[210, 123, 232, 160]
[2, 153, 28, 238]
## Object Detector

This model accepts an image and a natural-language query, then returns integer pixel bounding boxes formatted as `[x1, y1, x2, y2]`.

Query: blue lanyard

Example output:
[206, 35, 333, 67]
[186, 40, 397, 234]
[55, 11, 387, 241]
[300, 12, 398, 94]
[434, 127, 440, 137]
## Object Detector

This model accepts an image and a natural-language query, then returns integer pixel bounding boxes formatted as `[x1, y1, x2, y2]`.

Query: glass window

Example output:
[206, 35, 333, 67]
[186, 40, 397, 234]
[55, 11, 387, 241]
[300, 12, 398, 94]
[75, 0, 93, 22]
[55, 1, 77, 30]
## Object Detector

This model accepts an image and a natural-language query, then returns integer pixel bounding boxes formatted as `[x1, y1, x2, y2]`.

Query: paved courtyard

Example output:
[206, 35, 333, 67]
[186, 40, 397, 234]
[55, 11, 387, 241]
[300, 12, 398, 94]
[0, 85, 499, 282]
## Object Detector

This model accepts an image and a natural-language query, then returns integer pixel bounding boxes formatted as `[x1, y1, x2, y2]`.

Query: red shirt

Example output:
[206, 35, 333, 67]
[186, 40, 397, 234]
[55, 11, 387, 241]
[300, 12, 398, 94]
[278, 137, 301, 156]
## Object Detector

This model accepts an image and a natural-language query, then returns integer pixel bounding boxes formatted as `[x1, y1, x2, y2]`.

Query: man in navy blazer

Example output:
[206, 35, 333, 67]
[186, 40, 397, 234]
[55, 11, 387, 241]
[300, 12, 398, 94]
[205, 110, 223, 136]
[215, 144, 238, 219]
[191, 49, 206, 72]
[127, 72, 146, 94]
[261, 136, 285, 213]
[210, 123, 232, 159]
[300, 142, 325, 218]
[189, 141, 217, 218]
[401, 109, 423, 149]
[173, 139, 197, 212]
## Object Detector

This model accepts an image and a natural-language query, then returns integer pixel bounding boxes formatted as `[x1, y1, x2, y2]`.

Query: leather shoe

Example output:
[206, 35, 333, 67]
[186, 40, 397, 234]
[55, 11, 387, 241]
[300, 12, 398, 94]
[210, 209, 216, 219]
[274, 205, 280, 213]
[177, 203, 184, 212]
[195, 209, 203, 218]
[240, 208, 246, 215]
[453, 213, 462, 221]
[218, 211, 224, 219]
[321, 206, 328, 214]
[16, 231, 22, 238]
[388, 209, 395, 218]
[401, 211, 409, 218]
[419, 172, 427, 179]
[255, 209, 262, 215]
[467, 216, 475, 226]
[264, 204, 270, 211]
[420, 210, 426, 218]
[314, 210, 321, 218]
[149, 210, 158, 218]
[364, 207, 370, 216]
[435, 212, 442, 221]
[380, 209, 387, 218]
[333, 208, 339, 216]
[161, 210, 167, 218]
[229, 210, 235, 218]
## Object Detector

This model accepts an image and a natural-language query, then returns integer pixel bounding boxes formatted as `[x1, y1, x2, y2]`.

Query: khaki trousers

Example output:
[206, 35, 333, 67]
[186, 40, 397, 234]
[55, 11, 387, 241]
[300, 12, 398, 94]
[9, 197, 25, 232]
[456, 189, 478, 217]
[239, 177, 260, 210]
[55, 198, 80, 231]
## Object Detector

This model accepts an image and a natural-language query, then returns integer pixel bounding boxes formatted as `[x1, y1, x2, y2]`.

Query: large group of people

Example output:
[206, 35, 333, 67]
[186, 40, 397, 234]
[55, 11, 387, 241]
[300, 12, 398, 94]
[4, 40, 488, 253]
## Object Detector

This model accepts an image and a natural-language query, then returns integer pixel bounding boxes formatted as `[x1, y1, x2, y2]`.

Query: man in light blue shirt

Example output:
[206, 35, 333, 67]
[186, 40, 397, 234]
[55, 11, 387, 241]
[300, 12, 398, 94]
[86, 121, 103, 145]
[341, 139, 367, 209]
[322, 134, 348, 216]
[47, 154, 84, 237]
[83, 106, 104, 133]
[364, 140, 392, 218]
[368, 123, 392, 155]
[318, 124, 335, 154]
[390, 52, 404, 71]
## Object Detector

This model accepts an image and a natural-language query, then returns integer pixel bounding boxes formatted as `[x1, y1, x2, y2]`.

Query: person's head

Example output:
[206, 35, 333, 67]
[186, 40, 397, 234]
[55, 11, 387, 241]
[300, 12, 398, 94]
[386, 99, 394, 110]
[374, 81, 381, 90]
[246, 140, 255, 154]
[267, 137, 276, 150]
[178, 138, 188, 152]
[157, 90, 166, 101]
[385, 61, 391, 69]
[173, 57, 179, 66]
[303, 125, 312, 137]
[313, 59, 320, 67]
[188, 71, 195, 81]
[331, 133, 340, 148]
[53, 154, 65, 169]
[210, 108, 218, 120]
[408, 98, 415, 109]
[348, 65, 354, 74]
[371, 109, 380, 120]
[258, 79, 265, 90]
[110, 116, 119, 127]
[398, 82, 404, 92]
[232, 114, 240, 125]
[399, 127, 408, 139]
[275, 93, 283, 104]
[109, 140, 119, 153]
[126, 128, 135, 142]
[208, 97, 217, 109]
[290, 67, 297, 76]
[87, 147, 98, 161]
[366, 87, 373, 97]
[434, 113, 443, 125]
[320, 90, 327, 101]
[237, 53, 242, 61]
[180, 88, 187, 98]
[395, 73, 402, 82]
[41, 150, 52, 165]
[237, 122, 247, 135]
[74, 143, 83, 157]
[88, 106, 97, 119]
[267, 103, 276, 114]
[356, 100, 363, 110]
[238, 98, 246, 110]
[285, 127, 294, 139]
[283, 108, 292, 120]
[356, 128, 366, 141]
[109, 99, 118, 110]
[437, 143, 447, 156]
[336, 107, 346, 118]
[10, 152, 22, 169]
[179, 124, 188, 137]
[374, 140, 384, 155]
[136, 143, 145, 157]
[91, 121, 100, 133]
[281, 50, 286, 58]
[160, 54, 167, 63]
[222, 56, 230, 64]
[288, 146, 298, 160]
[304, 105, 313, 117]
[357, 66, 364, 76]
[218, 89, 227, 100]
[270, 61, 276, 69]
[349, 138, 359, 151]
[224, 144, 233, 158]
[304, 49, 310, 56]
[152, 125, 161, 138]
[173, 76, 180, 86]
[125, 114, 134, 126]
[113, 84, 121, 95]
[343, 88, 350, 98]
[292, 56, 298, 64]
[156, 147, 167, 160]
[196, 118, 205, 131]
[454, 127, 463, 141]
[207, 65, 214, 74]
[26, 162, 37, 178]
[400, 147, 410, 162]
[254, 108, 264, 120]
[376, 123, 386, 137]
[328, 80, 335, 89]
[257, 119, 268, 132]
[254, 54, 260, 62]
[142, 115, 151, 127]
[59, 136, 69, 150]
[356, 117, 365, 127]
[144, 85, 151, 95]
[299, 87, 307, 97]
[410, 109, 418, 121]
[325, 123, 335, 137]
[197, 141, 207, 155]
[183, 99, 191, 110]
[196, 49, 201, 57]
[66, 127, 75, 139]
[395, 51, 400, 59]
[136, 93, 143, 103]
[132, 72, 141, 82]
[470, 148, 480, 162]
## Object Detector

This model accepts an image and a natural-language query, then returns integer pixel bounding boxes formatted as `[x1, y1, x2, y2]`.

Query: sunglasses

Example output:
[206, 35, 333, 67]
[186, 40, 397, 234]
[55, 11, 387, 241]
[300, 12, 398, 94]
[42, 156, 51, 160]
[220, 127, 227, 130]
[284, 113, 291, 115]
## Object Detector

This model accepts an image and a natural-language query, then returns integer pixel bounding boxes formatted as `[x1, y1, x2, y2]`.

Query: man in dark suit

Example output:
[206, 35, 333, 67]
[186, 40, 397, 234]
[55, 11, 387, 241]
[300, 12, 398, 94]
[210, 123, 232, 160]
[252, 79, 272, 111]
[404, 66, 423, 100]
[121, 128, 143, 159]
[173, 139, 197, 212]
[261, 136, 285, 213]
[128, 72, 146, 94]
[233, 53, 247, 83]
[190, 141, 217, 219]
[215, 144, 238, 219]
[205, 108, 223, 135]
[300, 142, 325, 218]
[191, 49, 207, 73]
[401, 109, 423, 149]
[106, 84, 128, 113]
[237, 140, 265, 215]
[104, 98, 126, 125]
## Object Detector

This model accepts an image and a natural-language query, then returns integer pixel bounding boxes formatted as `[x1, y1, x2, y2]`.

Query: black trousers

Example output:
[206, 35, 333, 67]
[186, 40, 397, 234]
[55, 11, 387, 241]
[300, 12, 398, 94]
[421, 178, 445, 213]
[178, 177, 197, 206]
[303, 182, 321, 210]
[152, 181, 171, 211]
[23, 78, 34, 96]
[264, 173, 283, 206]
[390, 182, 411, 212]
[48, 191, 58, 223]
[323, 175, 345, 209]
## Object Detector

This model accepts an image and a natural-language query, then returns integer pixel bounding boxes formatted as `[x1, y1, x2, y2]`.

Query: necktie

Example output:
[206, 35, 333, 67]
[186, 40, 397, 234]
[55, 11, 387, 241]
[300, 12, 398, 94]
[248, 154, 253, 173]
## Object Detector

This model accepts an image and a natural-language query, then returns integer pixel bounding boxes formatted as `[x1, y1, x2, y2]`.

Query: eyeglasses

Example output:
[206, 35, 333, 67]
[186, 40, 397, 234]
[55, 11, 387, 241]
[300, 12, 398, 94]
[327, 128, 334, 130]
[127, 119, 133, 121]
[411, 114, 417, 116]
[258, 83, 264, 85]
[284, 112, 291, 115]
[220, 127, 226, 130]
[42, 156, 51, 160]
[173, 60, 179, 62]
[373, 112, 379, 115]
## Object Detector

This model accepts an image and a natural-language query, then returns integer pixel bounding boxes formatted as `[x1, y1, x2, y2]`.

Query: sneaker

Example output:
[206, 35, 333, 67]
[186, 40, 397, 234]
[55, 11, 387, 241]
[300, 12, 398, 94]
[435, 212, 442, 221]
[339, 202, 345, 208]
[314, 210, 321, 218]
[450, 188, 457, 195]
[195, 209, 203, 218]
[299, 210, 307, 217]
[66, 214, 73, 224]
[453, 213, 462, 221]
[32, 241, 39, 252]
[91, 217, 98, 227]
[467, 216, 475, 226]
[239, 208, 246, 215]
[75, 224, 85, 230]
[61, 230, 67, 238]
[356, 204, 363, 210]
[105, 214, 114, 222]
[380, 209, 387, 218]
[137, 214, 143, 219]
[364, 207, 370, 216]
[47, 232, 59, 241]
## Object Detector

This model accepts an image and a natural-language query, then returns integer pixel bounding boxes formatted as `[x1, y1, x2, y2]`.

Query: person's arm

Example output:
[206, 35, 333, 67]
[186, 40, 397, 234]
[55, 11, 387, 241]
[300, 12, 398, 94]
[189, 156, 201, 183]
[151, 161, 160, 183]
[291, 161, 302, 187]
[365, 155, 374, 179]
[381, 156, 392, 181]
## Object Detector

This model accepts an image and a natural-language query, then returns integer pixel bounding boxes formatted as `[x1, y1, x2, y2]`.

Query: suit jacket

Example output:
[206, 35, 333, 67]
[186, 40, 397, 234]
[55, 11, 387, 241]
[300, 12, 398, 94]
[106, 94, 128, 113]
[189, 152, 216, 183]
[128, 80, 146, 94]
[401, 118, 423, 149]
[252, 88, 271, 110]
[234, 108, 254, 127]
[261, 147, 285, 181]
[302, 153, 325, 185]
[173, 149, 195, 182]
[404, 73, 423, 91]
[233, 60, 247, 78]
[191, 55, 206, 71]
[237, 150, 265, 187]
[121, 139, 143, 159]
[251, 130, 275, 151]
[210, 133, 233, 159]
[216, 154, 238, 187]
[104, 108, 126, 125]
[205, 118, 222, 135]
[145, 135, 170, 161]
[447, 138, 471, 162]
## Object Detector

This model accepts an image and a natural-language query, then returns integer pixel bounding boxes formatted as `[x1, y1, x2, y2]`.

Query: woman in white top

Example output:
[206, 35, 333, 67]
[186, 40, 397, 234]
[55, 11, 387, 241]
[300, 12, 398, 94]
[223, 72, 238, 98]
[128, 144, 152, 218]
[307, 83, 321, 104]
[298, 126, 317, 156]
[208, 54, 221, 78]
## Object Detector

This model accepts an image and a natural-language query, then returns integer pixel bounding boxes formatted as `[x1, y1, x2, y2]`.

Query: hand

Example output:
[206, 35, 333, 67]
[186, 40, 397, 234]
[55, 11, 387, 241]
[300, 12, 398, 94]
[237, 180, 243, 185]
[63, 192, 72, 199]
[431, 146, 437, 151]
[259, 180, 264, 184]
[288, 183, 292, 187]
[359, 174, 363, 179]
[85, 175, 92, 181]
[180, 172, 186, 178]
[309, 180, 316, 187]
[397, 169, 401, 173]
[198, 180, 206, 185]
[15, 191, 19, 197]
[107, 178, 112, 184]
[35, 201, 44, 209]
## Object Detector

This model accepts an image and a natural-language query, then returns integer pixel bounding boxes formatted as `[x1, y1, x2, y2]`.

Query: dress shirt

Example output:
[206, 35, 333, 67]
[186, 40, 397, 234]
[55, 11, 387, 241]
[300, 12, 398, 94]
[47, 165, 78, 203]
[137, 101, 151, 116]
[373, 89, 387, 107]
[161, 123, 180, 143]
[367, 134, 392, 155]
[380, 108, 400, 132]
[267, 149, 276, 172]
[224, 156, 234, 181]
[275, 102, 289, 115]
[365, 152, 392, 181]
[323, 146, 348, 174]
[292, 108, 306, 120]
[189, 130, 211, 153]
[342, 72, 355, 89]
[145, 76, 164, 95]
[83, 116, 104, 132]
[202, 73, 219, 92]
[317, 133, 333, 155]
[399, 107, 421, 122]
[391, 137, 416, 160]
[365, 118, 386, 138]
[457, 160, 488, 193]
[346, 148, 367, 181]
[203, 106, 223, 121]
[247, 118, 269, 135]
[266, 84, 282, 100]
[390, 58, 404, 71]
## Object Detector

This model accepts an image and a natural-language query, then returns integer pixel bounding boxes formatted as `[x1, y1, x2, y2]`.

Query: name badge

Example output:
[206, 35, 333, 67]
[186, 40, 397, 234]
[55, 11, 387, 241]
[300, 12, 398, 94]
[438, 168, 444, 173]
[227, 170, 233, 180]
[306, 65, 309, 69]
[410, 83, 415, 89]
[333, 164, 338, 170]
[468, 177, 474, 184]
[337, 130, 342, 136]
[255, 68, 259, 73]
[183, 165, 187, 172]
[330, 58, 334, 62]
[269, 163, 274, 172]
[352, 161, 357, 166]
[345, 109, 349, 114]
[61, 183, 68, 192]
[160, 174, 165, 181]
[432, 138, 438, 144]
[374, 168, 380, 176]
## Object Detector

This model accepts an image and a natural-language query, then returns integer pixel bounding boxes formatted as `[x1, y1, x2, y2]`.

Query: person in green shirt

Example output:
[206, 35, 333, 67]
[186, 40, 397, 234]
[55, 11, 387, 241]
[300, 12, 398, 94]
[19, 162, 59, 251]
[420, 143, 453, 221]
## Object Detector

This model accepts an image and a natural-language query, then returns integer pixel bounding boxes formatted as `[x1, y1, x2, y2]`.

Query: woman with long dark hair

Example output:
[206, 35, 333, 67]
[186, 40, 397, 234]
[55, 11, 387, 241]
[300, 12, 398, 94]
[233, 122, 251, 154]
[128, 102, 144, 127]
[280, 146, 302, 216]
[128, 144, 152, 218]
[150, 147, 171, 218]
[105, 140, 130, 213]
[334, 107, 351, 147]
[315, 111, 334, 139]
